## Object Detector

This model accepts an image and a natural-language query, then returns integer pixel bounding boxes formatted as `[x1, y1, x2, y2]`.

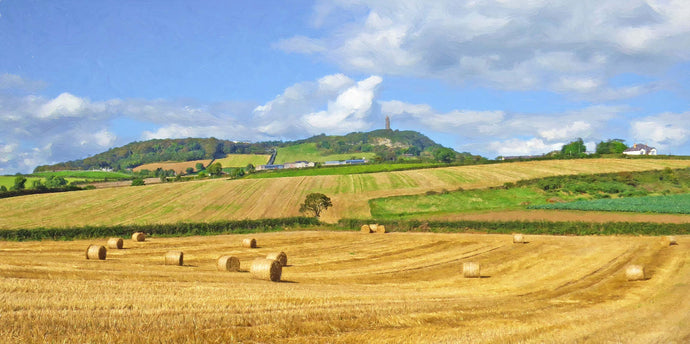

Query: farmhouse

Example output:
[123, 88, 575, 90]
[623, 144, 657, 156]
[283, 161, 315, 169]
[255, 164, 284, 171]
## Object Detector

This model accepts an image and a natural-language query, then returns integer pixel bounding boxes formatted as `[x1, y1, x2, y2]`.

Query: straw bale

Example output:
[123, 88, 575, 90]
[368, 224, 378, 232]
[132, 232, 145, 242]
[107, 237, 123, 249]
[165, 251, 184, 266]
[217, 255, 240, 271]
[375, 225, 387, 234]
[463, 262, 480, 278]
[513, 233, 524, 244]
[361, 224, 372, 233]
[667, 236, 677, 246]
[625, 265, 645, 281]
[250, 258, 282, 282]
[242, 238, 257, 248]
[86, 245, 106, 260]
[266, 252, 288, 266]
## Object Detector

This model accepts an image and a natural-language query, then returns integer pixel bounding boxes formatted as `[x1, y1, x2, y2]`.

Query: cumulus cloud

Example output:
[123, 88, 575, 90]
[252, 74, 381, 137]
[279, 1, 690, 98]
[631, 112, 690, 153]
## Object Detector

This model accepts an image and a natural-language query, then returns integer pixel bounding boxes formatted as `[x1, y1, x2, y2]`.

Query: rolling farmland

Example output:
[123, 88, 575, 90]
[0, 231, 687, 343]
[2, 159, 690, 229]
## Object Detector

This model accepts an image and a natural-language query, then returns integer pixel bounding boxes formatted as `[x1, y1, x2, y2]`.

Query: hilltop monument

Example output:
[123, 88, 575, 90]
[385, 116, 391, 130]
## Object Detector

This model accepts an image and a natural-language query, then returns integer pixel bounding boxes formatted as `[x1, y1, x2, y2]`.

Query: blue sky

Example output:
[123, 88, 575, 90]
[1, 0, 689, 174]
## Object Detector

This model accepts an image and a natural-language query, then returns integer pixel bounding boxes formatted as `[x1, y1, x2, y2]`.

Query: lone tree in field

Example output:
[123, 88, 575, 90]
[299, 193, 332, 218]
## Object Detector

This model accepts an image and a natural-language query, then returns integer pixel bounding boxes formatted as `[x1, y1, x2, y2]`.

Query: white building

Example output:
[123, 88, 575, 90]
[623, 144, 657, 155]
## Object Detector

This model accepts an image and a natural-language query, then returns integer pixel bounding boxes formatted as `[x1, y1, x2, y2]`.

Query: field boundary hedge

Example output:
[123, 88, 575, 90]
[337, 218, 689, 236]
[0, 217, 319, 241]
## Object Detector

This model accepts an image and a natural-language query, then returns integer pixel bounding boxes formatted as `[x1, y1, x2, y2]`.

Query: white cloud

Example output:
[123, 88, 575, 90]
[488, 138, 564, 157]
[0, 74, 47, 91]
[39, 93, 88, 118]
[252, 74, 381, 137]
[631, 112, 690, 153]
[279, 1, 690, 98]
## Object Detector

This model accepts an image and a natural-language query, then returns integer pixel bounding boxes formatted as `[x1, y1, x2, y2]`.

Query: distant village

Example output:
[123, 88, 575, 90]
[256, 159, 368, 171]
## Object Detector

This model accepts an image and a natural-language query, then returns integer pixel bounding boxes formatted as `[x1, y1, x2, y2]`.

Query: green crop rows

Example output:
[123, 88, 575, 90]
[530, 193, 690, 214]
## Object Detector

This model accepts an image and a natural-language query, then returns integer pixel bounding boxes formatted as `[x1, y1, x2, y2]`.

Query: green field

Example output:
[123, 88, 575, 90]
[370, 188, 551, 219]
[214, 154, 270, 167]
[247, 162, 447, 179]
[530, 193, 690, 214]
[274, 143, 377, 164]
[0, 176, 44, 189]
[31, 170, 132, 180]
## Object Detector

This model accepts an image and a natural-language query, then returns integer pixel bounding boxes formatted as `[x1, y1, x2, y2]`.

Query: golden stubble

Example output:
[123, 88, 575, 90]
[0, 231, 687, 343]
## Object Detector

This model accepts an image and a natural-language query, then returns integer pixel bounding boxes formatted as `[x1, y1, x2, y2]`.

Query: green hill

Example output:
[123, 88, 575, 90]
[34, 130, 475, 172]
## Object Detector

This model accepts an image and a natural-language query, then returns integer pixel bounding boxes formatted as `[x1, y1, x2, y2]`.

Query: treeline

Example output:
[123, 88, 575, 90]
[34, 138, 278, 172]
[337, 218, 689, 236]
[0, 217, 320, 241]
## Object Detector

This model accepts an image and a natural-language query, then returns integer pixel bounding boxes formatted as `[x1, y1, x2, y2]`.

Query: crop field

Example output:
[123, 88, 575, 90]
[2, 159, 690, 229]
[0, 176, 43, 189]
[248, 162, 446, 179]
[532, 193, 690, 214]
[0, 231, 687, 343]
[132, 159, 213, 175]
[274, 143, 377, 164]
[213, 154, 270, 168]
[31, 170, 132, 180]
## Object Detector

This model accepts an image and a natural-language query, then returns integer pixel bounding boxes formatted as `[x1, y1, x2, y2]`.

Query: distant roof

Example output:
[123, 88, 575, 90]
[624, 143, 655, 152]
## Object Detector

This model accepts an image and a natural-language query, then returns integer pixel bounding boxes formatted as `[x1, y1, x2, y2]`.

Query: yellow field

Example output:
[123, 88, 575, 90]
[132, 155, 270, 176]
[0, 231, 687, 343]
[2, 158, 690, 229]
[132, 159, 213, 175]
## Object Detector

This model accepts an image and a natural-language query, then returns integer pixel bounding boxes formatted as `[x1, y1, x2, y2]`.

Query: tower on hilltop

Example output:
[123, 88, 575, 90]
[385, 116, 391, 130]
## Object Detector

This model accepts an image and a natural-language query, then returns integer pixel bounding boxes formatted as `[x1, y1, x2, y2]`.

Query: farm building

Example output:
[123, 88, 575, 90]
[623, 144, 657, 156]
[324, 161, 345, 166]
[345, 159, 367, 165]
[283, 161, 315, 169]
[255, 164, 285, 171]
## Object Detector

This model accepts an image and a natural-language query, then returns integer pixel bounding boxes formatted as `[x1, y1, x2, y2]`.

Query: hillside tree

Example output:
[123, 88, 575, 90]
[299, 193, 332, 218]
[434, 147, 456, 163]
[207, 162, 223, 176]
[596, 139, 628, 154]
[561, 138, 586, 157]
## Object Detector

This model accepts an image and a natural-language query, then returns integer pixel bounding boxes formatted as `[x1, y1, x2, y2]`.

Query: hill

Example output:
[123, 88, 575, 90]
[5, 158, 690, 229]
[33, 130, 474, 173]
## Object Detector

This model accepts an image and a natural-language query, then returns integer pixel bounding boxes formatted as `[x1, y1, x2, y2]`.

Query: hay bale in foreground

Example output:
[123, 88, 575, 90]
[250, 258, 282, 282]
[368, 224, 378, 232]
[132, 232, 145, 242]
[242, 238, 257, 248]
[107, 237, 123, 249]
[513, 233, 524, 244]
[165, 251, 184, 266]
[361, 224, 372, 233]
[667, 236, 677, 246]
[86, 245, 106, 260]
[217, 256, 240, 271]
[626, 265, 645, 281]
[463, 262, 480, 278]
[266, 252, 288, 266]
[375, 225, 387, 234]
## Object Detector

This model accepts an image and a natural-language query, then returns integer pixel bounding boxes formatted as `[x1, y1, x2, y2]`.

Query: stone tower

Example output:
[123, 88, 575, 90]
[385, 116, 391, 130]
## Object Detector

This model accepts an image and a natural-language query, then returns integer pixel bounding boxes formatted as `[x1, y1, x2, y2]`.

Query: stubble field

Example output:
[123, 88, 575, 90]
[0, 231, 687, 343]
[2, 158, 690, 229]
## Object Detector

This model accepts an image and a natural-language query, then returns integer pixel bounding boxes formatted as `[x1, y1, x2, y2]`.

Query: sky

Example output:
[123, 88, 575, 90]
[1, 0, 689, 174]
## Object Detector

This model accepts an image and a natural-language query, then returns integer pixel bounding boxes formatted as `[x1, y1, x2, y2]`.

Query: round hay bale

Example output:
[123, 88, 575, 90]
[625, 265, 645, 281]
[165, 251, 184, 266]
[242, 238, 257, 248]
[513, 233, 524, 244]
[462, 262, 480, 278]
[361, 224, 372, 233]
[217, 255, 240, 271]
[266, 252, 288, 266]
[107, 237, 123, 249]
[132, 232, 145, 242]
[250, 258, 282, 282]
[375, 225, 387, 234]
[667, 236, 677, 246]
[85, 245, 106, 260]
[368, 224, 378, 232]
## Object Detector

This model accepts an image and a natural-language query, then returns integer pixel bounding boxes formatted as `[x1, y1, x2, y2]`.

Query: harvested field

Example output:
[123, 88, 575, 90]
[133, 160, 213, 176]
[0, 231, 687, 343]
[2, 159, 690, 229]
